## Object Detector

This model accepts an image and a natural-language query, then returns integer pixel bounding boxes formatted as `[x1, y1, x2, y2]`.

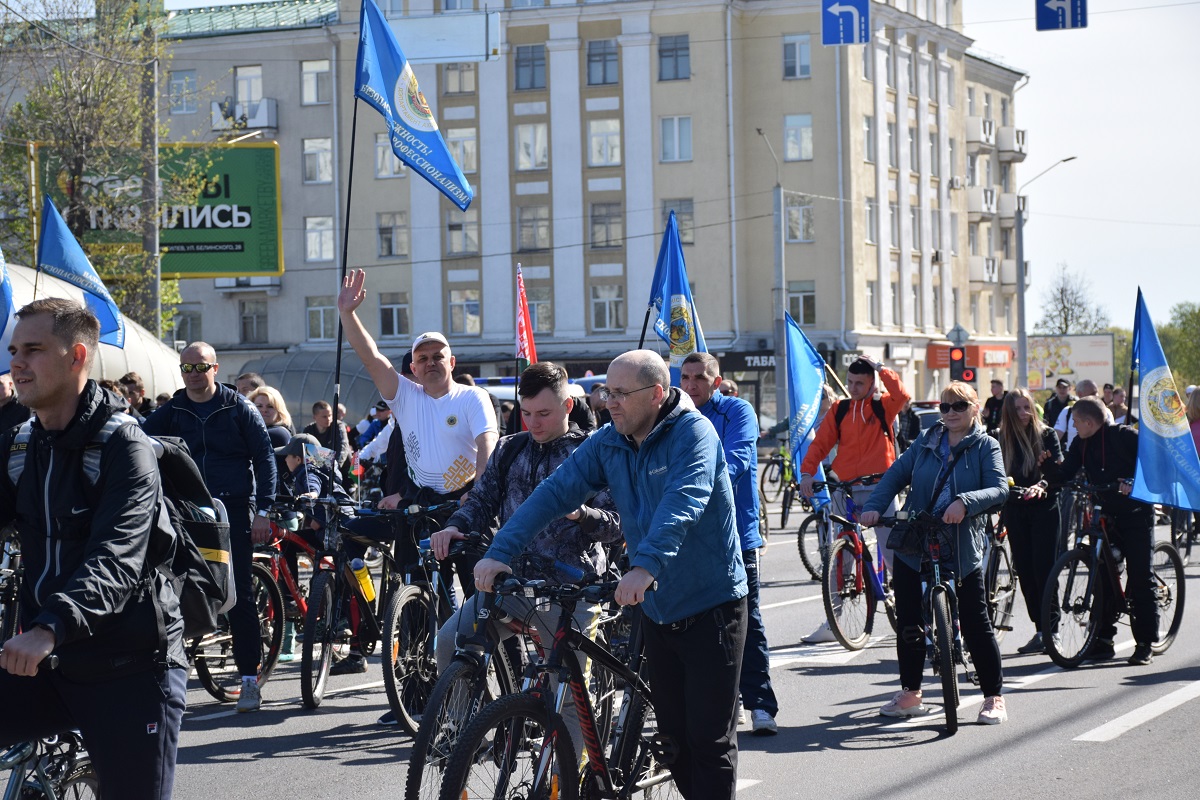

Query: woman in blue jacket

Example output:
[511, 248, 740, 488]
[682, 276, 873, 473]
[859, 381, 1009, 725]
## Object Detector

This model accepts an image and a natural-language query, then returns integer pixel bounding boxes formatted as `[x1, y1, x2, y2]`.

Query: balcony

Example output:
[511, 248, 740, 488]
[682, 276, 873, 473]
[215, 276, 282, 296]
[1000, 259, 1031, 288]
[997, 126, 1027, 162]
[998, 193, 1025, 227]
[969, 255, 999, 285]
[967, 186, 997, 220]
[212, 98, 279, 132]
[966, 116, 996, 151]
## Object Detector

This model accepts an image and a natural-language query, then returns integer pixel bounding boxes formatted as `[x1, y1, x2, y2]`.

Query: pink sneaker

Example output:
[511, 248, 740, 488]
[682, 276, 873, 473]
[977, 695, 1007, 725]
[880, 690, 929, 718]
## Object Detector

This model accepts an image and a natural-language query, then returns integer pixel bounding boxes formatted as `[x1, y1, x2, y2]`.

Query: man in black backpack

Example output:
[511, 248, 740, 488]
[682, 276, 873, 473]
[0, 298, 186, 800]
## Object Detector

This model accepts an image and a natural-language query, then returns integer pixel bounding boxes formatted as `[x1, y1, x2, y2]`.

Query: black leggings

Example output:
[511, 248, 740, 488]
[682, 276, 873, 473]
[1003, 500, 1060, 630]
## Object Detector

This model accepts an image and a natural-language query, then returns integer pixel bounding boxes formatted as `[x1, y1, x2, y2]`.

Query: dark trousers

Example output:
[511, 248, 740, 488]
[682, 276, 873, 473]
[0, 665, 187, 800]
[893, 559, 1003, 697]
[1102, 506, 1158, 645]
[738, 550, 778, 716]
[642, 597, 746, 800]
[223, 498, 261, 677]
[1003, 501, 1060, 629]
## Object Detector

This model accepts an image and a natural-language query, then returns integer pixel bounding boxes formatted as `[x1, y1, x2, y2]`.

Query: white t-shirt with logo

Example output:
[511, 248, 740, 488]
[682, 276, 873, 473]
[386, 377, 497, 493]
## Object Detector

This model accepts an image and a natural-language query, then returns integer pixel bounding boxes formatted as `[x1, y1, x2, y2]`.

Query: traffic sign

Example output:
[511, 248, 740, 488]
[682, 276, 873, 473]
[945, 324, 970, 347]
[822, 0, 870, 46]
[1036, 0, 1087, 32]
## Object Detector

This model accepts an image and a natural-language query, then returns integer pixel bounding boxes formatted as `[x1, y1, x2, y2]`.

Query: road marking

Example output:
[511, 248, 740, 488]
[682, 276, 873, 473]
[189, 679, 386, 722]
[761, 594, 822, 610]
[769, 638, 888, 668]
[1074, 680, 1200, 742]
[736, 779, 761, 791]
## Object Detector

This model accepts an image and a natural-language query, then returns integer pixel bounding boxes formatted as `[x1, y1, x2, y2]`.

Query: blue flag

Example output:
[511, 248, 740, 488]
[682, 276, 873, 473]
[650, 211, 705, 386]
[355, 0, 473, 211]
[785, 312, 830, 510]
[0, 247, 16, 375]
[1131, 289, 1200, 511]
[37, 197, 124, 348]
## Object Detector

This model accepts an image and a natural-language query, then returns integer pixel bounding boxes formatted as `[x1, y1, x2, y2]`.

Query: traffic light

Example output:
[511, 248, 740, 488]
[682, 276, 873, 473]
[948, 347, 975, 383]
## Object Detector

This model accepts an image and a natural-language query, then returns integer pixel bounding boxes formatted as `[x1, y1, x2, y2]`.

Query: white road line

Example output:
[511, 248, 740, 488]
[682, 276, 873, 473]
[736, 779, 762, 791]
[769, 637, 890, 668]
[760, 594, 822, 610]
[1074, 680, 1200, 742]
[189, 679, 386, 722]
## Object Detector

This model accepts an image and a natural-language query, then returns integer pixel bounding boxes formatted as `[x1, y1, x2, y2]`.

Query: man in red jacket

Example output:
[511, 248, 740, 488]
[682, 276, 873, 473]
[798, 356, 910, 642]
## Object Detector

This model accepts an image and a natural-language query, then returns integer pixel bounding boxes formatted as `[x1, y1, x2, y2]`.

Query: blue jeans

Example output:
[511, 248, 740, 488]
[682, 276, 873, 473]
[738, 549, 778, 716]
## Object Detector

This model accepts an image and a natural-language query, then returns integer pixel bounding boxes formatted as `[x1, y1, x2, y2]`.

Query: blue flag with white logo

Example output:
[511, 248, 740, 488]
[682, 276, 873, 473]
[355, 0, 473, 211]
[1131, 289, 1200, 511]
[37, 197, 124, 348]
[649, 211, 706, 386]
[785, 312, 830, 510]
[0, 247, 16, 375]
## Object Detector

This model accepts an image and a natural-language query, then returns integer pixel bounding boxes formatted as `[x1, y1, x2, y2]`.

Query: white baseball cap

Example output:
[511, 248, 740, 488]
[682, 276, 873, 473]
[411, 331, 450, 356]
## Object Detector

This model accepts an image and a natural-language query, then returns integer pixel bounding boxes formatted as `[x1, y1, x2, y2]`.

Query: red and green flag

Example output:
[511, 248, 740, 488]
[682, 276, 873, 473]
[516, 264, 538, 373]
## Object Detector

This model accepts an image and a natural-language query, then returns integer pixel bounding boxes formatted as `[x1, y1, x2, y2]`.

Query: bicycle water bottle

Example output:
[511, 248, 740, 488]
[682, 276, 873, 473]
[350, 558, 377, 603]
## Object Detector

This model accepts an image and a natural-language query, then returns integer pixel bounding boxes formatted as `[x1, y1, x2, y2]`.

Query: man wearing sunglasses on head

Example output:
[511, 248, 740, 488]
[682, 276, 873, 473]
[144, 342, 278, 712]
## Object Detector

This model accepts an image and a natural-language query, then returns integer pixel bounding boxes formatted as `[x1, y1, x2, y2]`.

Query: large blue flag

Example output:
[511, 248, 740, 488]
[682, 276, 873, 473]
[0, 247, 16, 375]
[1130, 289, 1200, 511]
[37, 197, 124, 348]
[785, 312, 830, 510]
[355, 0, 473, 211]
[650, 210, 706, 386]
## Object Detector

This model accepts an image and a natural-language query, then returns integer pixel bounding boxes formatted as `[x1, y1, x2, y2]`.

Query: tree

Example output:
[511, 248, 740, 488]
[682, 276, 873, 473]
[1160, 302, 1200, 387]
[1034, 262, 1111, 335]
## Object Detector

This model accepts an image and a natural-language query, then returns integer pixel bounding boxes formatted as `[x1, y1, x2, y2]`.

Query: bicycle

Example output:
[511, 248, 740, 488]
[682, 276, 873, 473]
[759, 439, 791, 503]
[1168, 506, 1196, 566]
[796, 473, 882, 582]
[981, 510, 1017, 644]
[1, 729, 97, 800]
[0, 528, 20, 645]
[1041, 480, 1186, 670]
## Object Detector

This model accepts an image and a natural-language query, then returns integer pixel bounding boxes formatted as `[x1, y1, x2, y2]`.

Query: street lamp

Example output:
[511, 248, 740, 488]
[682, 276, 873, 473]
[756, 128, 788, 430]
[1015, 155, 1077, 387]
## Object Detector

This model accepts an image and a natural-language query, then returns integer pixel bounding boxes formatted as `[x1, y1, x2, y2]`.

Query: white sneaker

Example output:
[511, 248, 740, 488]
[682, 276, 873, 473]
[236, 678, 261, 713]
[736, 699, 746, 726]
[802, 621, 837, 644]
[750, 709, 778, 736]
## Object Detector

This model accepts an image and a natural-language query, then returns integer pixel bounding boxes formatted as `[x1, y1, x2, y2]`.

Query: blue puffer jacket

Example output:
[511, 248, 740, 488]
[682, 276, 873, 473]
[697, 392, 761, 551]
[486, 389, 747, 625]
[864, 420, 1008, 576]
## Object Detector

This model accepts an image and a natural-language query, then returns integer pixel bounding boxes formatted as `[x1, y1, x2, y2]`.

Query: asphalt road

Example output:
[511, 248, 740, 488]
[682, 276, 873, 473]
[174, 498, 1200, 800]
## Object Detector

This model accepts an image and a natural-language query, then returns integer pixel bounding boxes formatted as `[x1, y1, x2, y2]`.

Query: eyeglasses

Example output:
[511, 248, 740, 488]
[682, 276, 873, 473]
[180, 363, 217, 374]
[939, 400, 972, 414]
[599, 385, 657, 403]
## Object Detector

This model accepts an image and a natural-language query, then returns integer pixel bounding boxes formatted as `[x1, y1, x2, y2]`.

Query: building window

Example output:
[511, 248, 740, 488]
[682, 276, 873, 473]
[889, 203, 899, 248]
[379, 292, 410, 338]
[984, 92, 992, 120]
[1001, 97, 1010, 126]
[865, 198, 877, 243]
[240, 300, 268, 344]
[885, 45, 895, 88]
[658, 35, 690, 81]
[906, 51, 916, 95]
[887, 121, 897, 168]
[305, 216, 334, 261]
[446, 127, 477, 174]
[862, 42, 873, 81]
[891, 280, 900, 326]
[173, 309, 201, 343]
[168, 70, 197, 114]
[947, 65, 955, 107]
[444, 0, 471, 11]
[968, 223, 979, 255]
[591, 284, 625, 331]
[949, 137, 958, 176]
[587, 39, 619, 85]
[378, 211, 409, 258]
[925, 60, 936, 102]
[986, 225, 994, 255]
[929, 132, 939, 177]
[302, 138, 332, 184]
[1000, 162, 1011, 193]
[950, 212, 959, 255]
[967, 87, 976, 116]
[1004, 295, 1013, 333]
[513, 0, 546, 5]
[788, 280, 815, 324]
[782, 34, 811, 79]
[515, 44, 546, 90]
[306, 295, 336, 341]
[444, 62, 476, 94]
[784, 114, 813, 161]
[786, 194, 814, 243]
[517, 205, 550, 251]
[1002, 228, 1012, 259]
[908, 126, 918, 171]
[448, 289, 481, 335]
[588, 119, 621, 167]
[932, 211, 941, 245]
[912, 283, 922, 327]
[967, 154, 978, 186]
[910, 206, 921, 250]
[864, 116, 876, 163]
[526, 286, 552, 333]
[375, 133, 406, 178]
[516, 123, 549, 170]
[932, 285, 942, 329]
[446, 208, 479, 255]
[662, 199, 695, 244]
[235, 65, 262, 110]
[590, 203, 623, 249]
[970, 292, 980, 332]
[866, 280, 878, 326]
[660, 116, 692, 162]
[301, 59, 331, 105]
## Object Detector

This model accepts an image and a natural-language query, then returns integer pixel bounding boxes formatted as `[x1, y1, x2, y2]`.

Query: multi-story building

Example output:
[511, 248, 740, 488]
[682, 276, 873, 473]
[161, 0, 1028, 422]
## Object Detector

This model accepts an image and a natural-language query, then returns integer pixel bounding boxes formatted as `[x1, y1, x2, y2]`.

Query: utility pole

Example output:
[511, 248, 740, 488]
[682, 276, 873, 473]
[140, 23, 162, 339]
[757, 128, 788, 427]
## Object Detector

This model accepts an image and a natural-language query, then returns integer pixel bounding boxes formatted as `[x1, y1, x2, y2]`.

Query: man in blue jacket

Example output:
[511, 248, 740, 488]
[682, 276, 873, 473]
[475, 350, 748, 800]
[144, 342, 277, 712]
[681, 352, 778, 736]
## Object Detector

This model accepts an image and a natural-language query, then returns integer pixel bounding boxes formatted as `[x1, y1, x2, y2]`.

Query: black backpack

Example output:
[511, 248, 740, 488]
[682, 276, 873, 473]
[833, 398, 894, 443]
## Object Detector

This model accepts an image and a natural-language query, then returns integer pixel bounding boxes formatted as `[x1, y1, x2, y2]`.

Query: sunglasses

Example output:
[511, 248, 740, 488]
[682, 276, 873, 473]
[180, 363, 217, 374]
[939, 400, 971, 414]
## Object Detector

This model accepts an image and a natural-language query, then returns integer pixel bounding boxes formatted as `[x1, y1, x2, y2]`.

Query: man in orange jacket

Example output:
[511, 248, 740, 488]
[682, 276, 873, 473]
[798, 356, 910, 642]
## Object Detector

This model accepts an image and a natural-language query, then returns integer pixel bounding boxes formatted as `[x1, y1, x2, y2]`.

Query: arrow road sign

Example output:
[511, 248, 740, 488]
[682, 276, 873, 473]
[1036, 0, 1087, 31]
[822, 0, 870, 46]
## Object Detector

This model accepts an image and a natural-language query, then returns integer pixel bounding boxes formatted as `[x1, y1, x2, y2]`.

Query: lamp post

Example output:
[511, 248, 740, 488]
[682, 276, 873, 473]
[756, 128, 788, 428]
[1015, 155, 1077, 387]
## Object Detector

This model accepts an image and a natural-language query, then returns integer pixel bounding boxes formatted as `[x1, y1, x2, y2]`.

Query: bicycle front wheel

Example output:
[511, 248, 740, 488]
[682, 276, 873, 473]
[437, 692, 579, 800]
[1041, 549, 1100, 669]
[822, 538, 875, 650]
[1151, 541, 1186, 655]
[760, 458, 784, 502]
[797, 513, 829, 582]
[300, 571, 339, 709]
[985, 539, 1018, 643]
[57, 764, 100, 799]
[932, 588, 959, 735]
[383, 583, 440, 735]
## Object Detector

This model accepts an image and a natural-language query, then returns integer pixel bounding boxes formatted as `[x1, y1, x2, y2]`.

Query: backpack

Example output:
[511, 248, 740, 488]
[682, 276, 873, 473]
[834, 398, 894, 443]
[7, 414, 233, 641]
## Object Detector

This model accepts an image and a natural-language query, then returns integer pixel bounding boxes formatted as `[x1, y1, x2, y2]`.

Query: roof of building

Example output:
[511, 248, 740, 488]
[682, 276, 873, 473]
[965, 48, 1028, 78]
[165, 0, 339, 39]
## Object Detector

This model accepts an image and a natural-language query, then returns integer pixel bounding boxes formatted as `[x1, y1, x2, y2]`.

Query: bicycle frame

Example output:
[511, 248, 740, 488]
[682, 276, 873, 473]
[1, 732, 91, 800]
[256, 525, 323, 621]
[920, 534, 964, 671]
[828, 513, 889, 603]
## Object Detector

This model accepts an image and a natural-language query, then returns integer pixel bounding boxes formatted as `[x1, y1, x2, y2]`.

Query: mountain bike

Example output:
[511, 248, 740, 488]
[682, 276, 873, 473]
[797, 473, 882, 582]
[1168, 507, 1196, 566]
[1041, 480, 1186, 669]
[1, 729, 97, 800]
[759, 440, 791, 503]
[982, 511, 1017, 643]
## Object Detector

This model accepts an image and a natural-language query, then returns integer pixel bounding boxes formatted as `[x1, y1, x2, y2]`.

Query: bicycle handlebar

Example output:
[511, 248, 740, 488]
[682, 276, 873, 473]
[357, 500, 461, 517]
[493, 573, 621, 606]
[810, 472, 884, 492]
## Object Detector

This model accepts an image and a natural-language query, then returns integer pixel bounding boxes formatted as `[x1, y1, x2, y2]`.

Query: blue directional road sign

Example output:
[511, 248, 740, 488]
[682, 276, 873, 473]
[822, 0, 870, 47]
[1036, 0, 1087, 31]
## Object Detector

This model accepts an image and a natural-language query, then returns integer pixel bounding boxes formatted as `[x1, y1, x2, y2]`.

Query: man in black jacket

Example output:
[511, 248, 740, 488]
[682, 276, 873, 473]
[0, 373, 30, 432]
[144, 342, 277, 711]
[0, 298, 187, 799]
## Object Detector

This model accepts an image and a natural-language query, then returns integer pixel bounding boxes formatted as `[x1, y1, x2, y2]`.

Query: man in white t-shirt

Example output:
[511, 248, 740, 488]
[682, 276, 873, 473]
[1055, 379, 1112, 450]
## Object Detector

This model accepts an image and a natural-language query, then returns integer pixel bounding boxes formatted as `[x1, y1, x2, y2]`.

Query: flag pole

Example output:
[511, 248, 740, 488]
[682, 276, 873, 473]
[637, 307, 653, 349]
[824, 362, 849, 398]
[514, 263, 522, 431]
[331, 99, 361, 466]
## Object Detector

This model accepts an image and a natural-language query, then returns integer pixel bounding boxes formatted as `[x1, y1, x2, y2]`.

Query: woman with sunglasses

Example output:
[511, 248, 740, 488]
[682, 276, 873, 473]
[859, 382, 1009, 724]
[248, 386, 296, 453]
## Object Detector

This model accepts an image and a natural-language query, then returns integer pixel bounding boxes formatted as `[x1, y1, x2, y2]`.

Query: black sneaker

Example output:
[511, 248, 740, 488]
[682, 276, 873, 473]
[1016, 632, 1045, 655]
[1128, 644, 1154, 666]
[378, 710, 398, 726]
[330, 653, 367, 675]
[1087, 639, 1116, 661]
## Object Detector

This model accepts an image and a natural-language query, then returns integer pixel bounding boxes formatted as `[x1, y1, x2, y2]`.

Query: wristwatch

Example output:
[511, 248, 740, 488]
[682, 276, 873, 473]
[257, 510, 269, 518]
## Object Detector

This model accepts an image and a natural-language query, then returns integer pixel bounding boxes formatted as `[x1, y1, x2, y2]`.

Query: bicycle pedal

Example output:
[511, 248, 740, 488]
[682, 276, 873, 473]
[967, 670, 980, 686]
[996, 624, 1013, 632]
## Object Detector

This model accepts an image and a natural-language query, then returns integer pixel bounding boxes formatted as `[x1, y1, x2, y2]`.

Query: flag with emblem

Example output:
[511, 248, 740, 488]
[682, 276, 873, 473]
[37, 197, 124, 348]
[785, 311, 830, 510]
[649, 210, 706, 386]
[0, 246, 16, 375]
[516, 264, 538, 373]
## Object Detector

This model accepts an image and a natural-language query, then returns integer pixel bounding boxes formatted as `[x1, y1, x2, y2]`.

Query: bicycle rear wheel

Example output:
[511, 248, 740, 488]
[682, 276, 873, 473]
[383, 583, 439, 735]
[300, 571, 339, 709]
[985, 538, 1018, 643]
[780, 484, 794, 529]
[758, 493, 771, 550]
[932, 588, 959, 735]
[1151, 541, 1186, 655]
[56, 764, 100, 799]
[822, 538, 875, 650]
[797, 513, 829, 582]
[194, 561, 285, 702]
[760, 458, 784, 502]
[1041, 549, 1100, 669]
[437, 692, 579, 800]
